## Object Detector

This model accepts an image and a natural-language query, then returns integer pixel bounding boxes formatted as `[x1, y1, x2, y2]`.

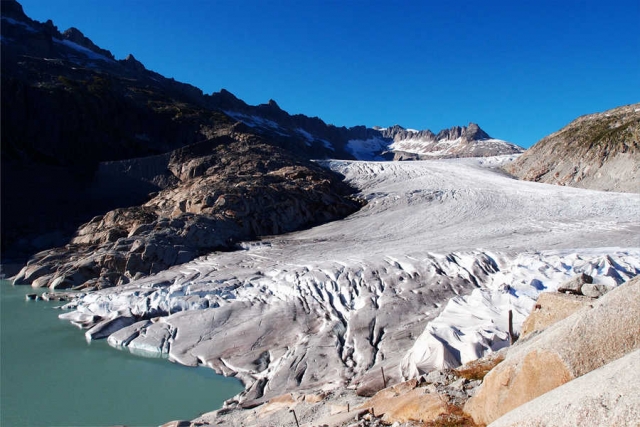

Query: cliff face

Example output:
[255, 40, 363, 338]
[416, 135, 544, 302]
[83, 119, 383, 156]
[505, 103, 640, 193]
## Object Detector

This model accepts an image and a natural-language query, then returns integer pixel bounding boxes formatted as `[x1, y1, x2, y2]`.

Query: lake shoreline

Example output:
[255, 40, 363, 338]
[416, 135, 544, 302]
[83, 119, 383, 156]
[0, 280, 243, 427]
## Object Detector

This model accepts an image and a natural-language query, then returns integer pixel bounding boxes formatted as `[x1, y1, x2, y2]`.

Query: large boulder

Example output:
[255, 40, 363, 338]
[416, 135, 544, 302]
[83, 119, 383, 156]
[464, 276, 640, 425]
[489, 349, 640, 427]
[556, 272, 592, 295]
[520, 292, 592, 338]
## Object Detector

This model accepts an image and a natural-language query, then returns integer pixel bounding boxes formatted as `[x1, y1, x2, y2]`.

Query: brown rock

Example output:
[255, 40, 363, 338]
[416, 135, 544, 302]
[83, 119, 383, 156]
[362, 386, 449, 424]
[520, 292, 592, 338]
[465, 349, 572, 424]
[556, 272, 592, 295]
[488, 349, 640, 427]
[14, 133, 362, 291]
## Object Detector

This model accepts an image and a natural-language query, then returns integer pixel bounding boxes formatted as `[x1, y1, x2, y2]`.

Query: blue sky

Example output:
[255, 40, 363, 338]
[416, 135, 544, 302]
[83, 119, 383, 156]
[16, 0, 640, 148]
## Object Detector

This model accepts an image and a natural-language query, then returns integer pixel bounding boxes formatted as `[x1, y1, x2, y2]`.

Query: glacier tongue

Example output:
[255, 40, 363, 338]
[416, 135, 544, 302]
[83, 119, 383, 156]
[58, 157, 640, 404]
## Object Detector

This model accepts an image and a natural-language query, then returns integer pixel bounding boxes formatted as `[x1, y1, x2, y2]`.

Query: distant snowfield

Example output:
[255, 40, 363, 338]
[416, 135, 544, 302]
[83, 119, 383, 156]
[61, 157, 640, 402]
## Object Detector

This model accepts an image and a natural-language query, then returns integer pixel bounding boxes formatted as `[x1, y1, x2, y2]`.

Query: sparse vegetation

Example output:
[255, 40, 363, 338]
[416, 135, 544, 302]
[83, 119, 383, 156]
[422, 404, 481, 427]
[454, 354, 505, 381]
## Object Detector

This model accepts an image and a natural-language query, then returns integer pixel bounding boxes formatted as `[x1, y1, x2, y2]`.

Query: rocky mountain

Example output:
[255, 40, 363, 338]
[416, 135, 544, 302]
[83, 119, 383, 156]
[1, 0, 522, 265]
[12, 128, 363, 290]
[2, 0, 231, 261]
[207, 91, 524, 161]
[372, 122, 523, 160]
[505, 103, 640, 193]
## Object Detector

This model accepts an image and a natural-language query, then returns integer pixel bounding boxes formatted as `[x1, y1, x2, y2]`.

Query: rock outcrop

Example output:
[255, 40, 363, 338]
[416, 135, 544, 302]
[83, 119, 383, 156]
[505, 103, 640, 193]
[378, 123, 523, 160]
[489, 348, 640, 427]
[519, 291, 592, 338]
[464, 276, 640, 425]
[12, 129, 362, 290]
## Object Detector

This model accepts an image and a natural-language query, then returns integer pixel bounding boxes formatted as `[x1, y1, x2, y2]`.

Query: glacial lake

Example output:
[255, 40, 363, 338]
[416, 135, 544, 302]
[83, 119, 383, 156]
[0, 279, 244, 427]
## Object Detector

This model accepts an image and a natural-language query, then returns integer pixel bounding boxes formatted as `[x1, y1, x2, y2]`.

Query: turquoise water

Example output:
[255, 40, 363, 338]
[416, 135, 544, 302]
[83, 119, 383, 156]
[0, 280, 244, 427]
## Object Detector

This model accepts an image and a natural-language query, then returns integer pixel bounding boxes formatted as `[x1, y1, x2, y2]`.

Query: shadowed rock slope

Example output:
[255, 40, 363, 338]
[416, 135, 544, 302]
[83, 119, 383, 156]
[505, 103, 640, 193]
[13, 127, 362, 290]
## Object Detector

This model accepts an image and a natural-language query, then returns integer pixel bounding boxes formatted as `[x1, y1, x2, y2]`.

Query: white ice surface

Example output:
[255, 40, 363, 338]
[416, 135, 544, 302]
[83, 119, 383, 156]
[61, 158, 640, 397]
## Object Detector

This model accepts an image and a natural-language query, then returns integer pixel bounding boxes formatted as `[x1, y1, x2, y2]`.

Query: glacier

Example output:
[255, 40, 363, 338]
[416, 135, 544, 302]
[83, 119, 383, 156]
[57, 156, 640, 405]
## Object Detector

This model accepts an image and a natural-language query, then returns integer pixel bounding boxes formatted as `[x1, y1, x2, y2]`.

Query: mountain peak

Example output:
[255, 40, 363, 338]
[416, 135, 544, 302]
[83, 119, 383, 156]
[209, 89, 247, 111]
[267, 99, 282, 110]
[464, 123, 491, 140]
[2, 0, 28, 21]
[122, 53, 146, 72]
[61, 27, 115, 60]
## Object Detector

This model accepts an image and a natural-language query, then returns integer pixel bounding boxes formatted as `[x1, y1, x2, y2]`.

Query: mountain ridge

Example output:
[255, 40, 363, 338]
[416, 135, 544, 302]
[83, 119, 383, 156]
[505, 103, 640, 193]
[1, 0, 521, 261]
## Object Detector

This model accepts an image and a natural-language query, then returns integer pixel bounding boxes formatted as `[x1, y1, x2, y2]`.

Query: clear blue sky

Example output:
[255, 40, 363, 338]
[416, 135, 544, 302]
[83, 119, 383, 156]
[15, 0, 640, 148]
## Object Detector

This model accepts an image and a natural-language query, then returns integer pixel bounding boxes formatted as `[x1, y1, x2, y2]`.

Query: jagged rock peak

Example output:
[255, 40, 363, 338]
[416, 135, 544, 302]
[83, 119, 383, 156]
[2, 0, 28, 21]
[435, 123, 491, 141]
[122, 53, 146, 71]
[62, 27, 115, 60]
[209, 88, 247, 111]
[264, 99, 282, 110]
[375, 123, 492, 142]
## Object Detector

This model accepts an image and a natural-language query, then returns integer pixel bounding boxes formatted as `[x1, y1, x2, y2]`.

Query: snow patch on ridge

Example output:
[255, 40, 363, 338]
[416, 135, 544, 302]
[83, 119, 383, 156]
[53, 38, 114, 63]
[346, 137, 389, 160]
[223, 110, 281, 129]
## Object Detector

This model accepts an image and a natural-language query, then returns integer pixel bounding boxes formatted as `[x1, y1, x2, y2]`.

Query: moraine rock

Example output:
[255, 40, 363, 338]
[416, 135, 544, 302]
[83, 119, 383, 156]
[520, 292, 592, 338]
[490, 350, 640, 427]
[489, 348, 640, 427]
[580, 282, 612, 298]
[556, 272, 592, 295]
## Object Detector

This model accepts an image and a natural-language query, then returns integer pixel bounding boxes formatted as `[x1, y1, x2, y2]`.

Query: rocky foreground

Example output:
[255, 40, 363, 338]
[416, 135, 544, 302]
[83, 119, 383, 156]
[185, 275, 639, 427]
